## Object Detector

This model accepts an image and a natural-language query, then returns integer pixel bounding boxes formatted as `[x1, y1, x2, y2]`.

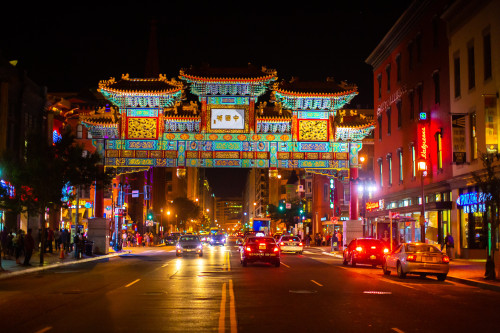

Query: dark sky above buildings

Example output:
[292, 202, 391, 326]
[1, 1, 412, 197]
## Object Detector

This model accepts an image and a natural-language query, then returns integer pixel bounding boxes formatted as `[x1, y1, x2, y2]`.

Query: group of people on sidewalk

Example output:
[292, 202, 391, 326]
[1, 228, 35, 266]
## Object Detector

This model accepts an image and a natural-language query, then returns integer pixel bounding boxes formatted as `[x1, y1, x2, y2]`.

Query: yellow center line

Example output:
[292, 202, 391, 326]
[227, 251, 231, 271]
[311, 280, 323, 287]
[125, 279, 140, 288]
[229, 279, 237, 333]
[281, 262, 290, 268]
[34, 327, 52, 333]
[219, 282, 227, 333]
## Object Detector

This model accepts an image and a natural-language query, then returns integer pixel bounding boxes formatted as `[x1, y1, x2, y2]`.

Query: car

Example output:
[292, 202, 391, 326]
[382, 242, 450, 281]
[342, 238, 389, 267]
[209, 234, 226, 246]
[240, 236, 280, 267]
[277, 235, 303, 254]
[272, 233, 282, 242]
[164, 235, 177, 245]
[176, 235, 203, 257]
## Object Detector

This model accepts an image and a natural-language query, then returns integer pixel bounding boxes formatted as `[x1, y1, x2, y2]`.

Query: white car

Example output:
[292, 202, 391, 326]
[277, 235, 303, 254]
[382, 242, 450, 281]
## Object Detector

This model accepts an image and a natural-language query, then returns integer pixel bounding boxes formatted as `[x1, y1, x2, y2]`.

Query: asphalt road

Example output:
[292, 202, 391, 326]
[1, 237, 498, 333]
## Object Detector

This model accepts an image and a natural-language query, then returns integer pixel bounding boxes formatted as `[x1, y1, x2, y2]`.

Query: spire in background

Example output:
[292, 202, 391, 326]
[145, 19, 160, 77]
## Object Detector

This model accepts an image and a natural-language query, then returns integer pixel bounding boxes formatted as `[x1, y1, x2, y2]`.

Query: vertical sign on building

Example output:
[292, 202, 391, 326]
[484, 96, 498, 153]
[452, 115, 467, 164]
[418, 111, 430, 160]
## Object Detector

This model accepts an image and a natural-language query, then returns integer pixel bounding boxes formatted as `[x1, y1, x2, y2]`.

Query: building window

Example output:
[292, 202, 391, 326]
[378, 115, 382, 140]
[433, 71, 440, 104]
[467, 41, 475, 90]
[409, 90, 414, 120]
[436, 130, 443, 170]
[471, 112, 477, 160]
[378, 158, 383, 188]
[396, 54, 401, 82]
[398, 149, 403, 183]
[417, 84, 423, 115]
[377, 74, 382, 99]
[396, 100, 402, 128]
[386, 64, 391, 91]
[76, 124, 83, 139]
[454, 54, 461, 98]
[416, 33, 422, 63]
[387, 108, 392, 136]
[483, 30, 492, 80]
[408, 41, 413, 71]
[387, 154, 393, 186]
[411, 144, 416, 178]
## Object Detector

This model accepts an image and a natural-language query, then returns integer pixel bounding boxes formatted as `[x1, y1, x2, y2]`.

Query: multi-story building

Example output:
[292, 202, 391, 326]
[366, 0, 453, 246]
[442, 0, 500, 261]
[215, 197, 242, 231]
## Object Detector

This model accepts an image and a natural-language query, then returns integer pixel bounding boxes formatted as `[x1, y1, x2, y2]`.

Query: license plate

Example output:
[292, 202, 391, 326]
[370, 255, 376, 260]
[259, 244, 266, 249]
[422, 256, 436, 262]
[186, 249, 193, 252]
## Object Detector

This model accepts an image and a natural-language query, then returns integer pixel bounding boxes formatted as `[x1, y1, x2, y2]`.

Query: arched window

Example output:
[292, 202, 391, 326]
[77, 124, 83, 139]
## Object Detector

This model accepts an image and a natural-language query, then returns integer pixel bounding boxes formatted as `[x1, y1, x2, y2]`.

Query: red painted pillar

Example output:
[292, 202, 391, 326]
[349, 167, 359, 220]
[94, 164, 104, 218]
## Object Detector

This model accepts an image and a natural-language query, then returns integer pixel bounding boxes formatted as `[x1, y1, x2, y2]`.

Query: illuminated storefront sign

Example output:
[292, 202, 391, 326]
[210, 108, 245, 129]
[366, 201, 380, 211]
[418, 111, 429, 160]
[456, 192, 491, 213]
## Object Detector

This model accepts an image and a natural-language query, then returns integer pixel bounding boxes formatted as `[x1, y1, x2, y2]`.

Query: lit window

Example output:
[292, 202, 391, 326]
[378, 159, 383, 188]
[387, 154, 392, 186]
[436, 130, 443, 170]
[77, 124, 83, 139]
[398, 150, 403, 183]
[411, 145, 416, 178]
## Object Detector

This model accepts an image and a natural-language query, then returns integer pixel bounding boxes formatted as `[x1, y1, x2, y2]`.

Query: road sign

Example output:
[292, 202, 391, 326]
[132, 190, 139, 198]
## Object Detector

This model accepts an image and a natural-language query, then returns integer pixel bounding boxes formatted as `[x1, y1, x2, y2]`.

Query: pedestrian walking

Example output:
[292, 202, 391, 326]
[54, 228, 61, 250]
[14, 230, 24, 265]
[1, 228, 9, 259]
[23, 228, 35, 266]
[444, 233, 454, 260]
[330, 233, 339, 252]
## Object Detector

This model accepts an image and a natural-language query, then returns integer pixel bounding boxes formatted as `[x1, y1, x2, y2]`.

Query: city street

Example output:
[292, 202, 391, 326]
[1, 238, 498, 333]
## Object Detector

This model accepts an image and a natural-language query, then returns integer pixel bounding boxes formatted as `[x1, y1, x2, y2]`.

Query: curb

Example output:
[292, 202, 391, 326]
[0, 250, 130, 280]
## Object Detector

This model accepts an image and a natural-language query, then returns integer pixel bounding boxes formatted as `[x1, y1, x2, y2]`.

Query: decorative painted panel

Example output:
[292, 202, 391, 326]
[127, 118, 158, 139]
[298, 120, 328, 141]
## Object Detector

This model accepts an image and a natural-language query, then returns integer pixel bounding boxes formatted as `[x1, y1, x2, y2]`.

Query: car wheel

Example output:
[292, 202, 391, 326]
[382, 261, 391, 275]
[437, 274, 447, 281]
[342, 254, 348, 266]
[275, 260, 280, 267]
[176, 253, 180, 257]
[350, 256, 356, 267]
[397, 262, 406, 279]
[299, 251, 303, 255]
[242, 259, 247, 267]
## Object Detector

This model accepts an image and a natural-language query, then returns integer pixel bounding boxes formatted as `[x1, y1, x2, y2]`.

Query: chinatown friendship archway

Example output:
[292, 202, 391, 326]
[82, 65, 374, 227]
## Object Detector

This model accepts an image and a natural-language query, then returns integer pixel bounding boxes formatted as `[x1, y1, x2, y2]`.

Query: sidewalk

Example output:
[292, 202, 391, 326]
[310, 246, 500, 292]
[0, 246, 131, 280]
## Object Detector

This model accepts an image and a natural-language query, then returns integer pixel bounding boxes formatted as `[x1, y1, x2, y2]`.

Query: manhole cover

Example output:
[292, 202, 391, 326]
[289, 290, 317, 294]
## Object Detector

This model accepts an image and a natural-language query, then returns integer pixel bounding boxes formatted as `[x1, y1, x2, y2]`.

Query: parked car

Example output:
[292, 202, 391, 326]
[277, 235, 303, 254]
[164, 235, 177, 245]
[176, 235, 203, 257]
[240, 236, 280, 267]
[343, 238, 389, 267]
[382, 243, 450, 281]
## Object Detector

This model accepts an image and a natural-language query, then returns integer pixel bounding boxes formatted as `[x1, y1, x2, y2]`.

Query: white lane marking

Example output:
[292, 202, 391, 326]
[281, 262, 290, 268]
[311, 280, 323, 287]
[125, 279, 140, 288]
[392, 328, 405, 333]
[34, 327, 52, 333]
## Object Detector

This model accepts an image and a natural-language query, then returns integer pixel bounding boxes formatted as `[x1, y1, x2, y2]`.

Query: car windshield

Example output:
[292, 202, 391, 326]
[281, 236, 300, 242]
[247, 237, 275, 244]
[406, 244, 441, 253]
[179, 236, 199, 242]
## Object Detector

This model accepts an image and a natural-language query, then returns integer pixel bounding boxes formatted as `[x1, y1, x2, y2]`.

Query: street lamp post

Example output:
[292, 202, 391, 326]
[417, 158, 427, 243]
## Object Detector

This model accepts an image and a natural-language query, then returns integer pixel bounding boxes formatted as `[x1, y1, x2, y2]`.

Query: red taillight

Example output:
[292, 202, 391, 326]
[356, 246, 363, 252]
[299, 242, 303, 246]
[280, 242, 285, 246]
[442, 255, 450, 263]
[246, 247, 252, 252]
[274, 247, 279, 252]
[407, 254, 417, 262]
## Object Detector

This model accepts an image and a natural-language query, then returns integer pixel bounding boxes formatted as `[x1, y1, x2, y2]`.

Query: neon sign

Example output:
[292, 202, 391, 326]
[419, 125, 428, 159]
[366, 201, 380, 211]
[456, 192, 491, 213]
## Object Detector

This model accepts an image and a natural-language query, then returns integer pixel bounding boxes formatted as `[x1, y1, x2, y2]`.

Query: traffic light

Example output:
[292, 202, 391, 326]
[146, 210, 154, 221]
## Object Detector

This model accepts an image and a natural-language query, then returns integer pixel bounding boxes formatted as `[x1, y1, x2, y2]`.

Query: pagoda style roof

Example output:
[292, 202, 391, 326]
[79, 106, 120, 128]
[98, 74, 183, 96]
[179, 64, 277, 83]
[274, 77, 357, 97]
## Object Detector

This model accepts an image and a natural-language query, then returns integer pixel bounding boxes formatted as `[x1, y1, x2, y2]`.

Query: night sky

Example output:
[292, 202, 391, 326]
[1, 1, 412, 197]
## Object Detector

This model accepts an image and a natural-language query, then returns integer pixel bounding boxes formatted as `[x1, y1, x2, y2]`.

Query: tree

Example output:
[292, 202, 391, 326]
[0, 128, 111, 267]
[171, 197, 200, 231]
[472, 152, 500, 280]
